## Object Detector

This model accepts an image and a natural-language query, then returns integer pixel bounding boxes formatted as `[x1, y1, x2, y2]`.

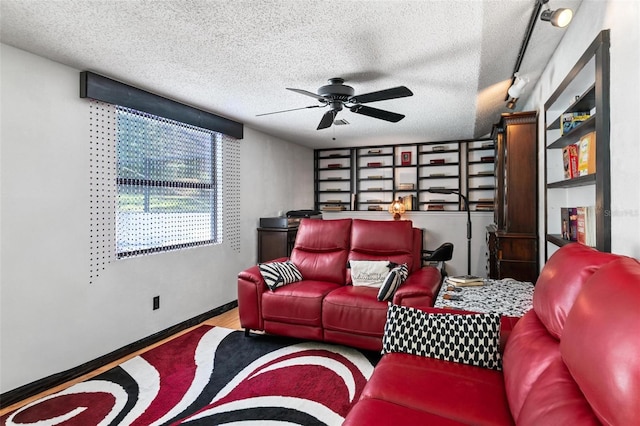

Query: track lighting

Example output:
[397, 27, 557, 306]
[507, 73, 529, 99]
[506, 98, 517, 110]
[539, 0, 573, 28]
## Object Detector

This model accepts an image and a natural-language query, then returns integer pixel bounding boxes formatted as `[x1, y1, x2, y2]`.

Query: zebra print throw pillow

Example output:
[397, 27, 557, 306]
[259, 260, 303, 291]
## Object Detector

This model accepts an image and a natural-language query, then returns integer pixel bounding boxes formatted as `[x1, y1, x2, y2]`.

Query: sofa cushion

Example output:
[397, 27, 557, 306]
[383, 304, 502, 370]
[258, 260, 303, 291]
[348, 219, 414, 281]
[560, 257, 640, 426]
[359, 352, 514, 425]
[502, 310, 562, 421]
[262, 280, 340, 327]
[516, 358, 600, 425]
[343, 398, 468, 426]
[533, 243, 620, 339]
[322, 285, 389, 337]
[290, 218, 351, 284]
[378, 263, 408, 301]
[349, 259, 393, 287]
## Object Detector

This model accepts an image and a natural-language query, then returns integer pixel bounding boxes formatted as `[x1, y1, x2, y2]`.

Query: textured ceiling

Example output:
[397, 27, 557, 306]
[0, 0, 581, 149]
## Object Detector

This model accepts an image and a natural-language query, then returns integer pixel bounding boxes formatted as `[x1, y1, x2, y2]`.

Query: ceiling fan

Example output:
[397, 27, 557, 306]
[257, 78, 413, 130]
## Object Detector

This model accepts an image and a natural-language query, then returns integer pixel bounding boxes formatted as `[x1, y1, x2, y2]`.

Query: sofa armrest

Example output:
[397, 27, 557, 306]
[237, 257, 287, 331]
[238, 265, 266, 331]
[392, 266, 442, 310]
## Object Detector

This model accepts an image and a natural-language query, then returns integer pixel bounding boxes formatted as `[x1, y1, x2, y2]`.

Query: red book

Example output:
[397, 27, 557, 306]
[563, 144, 579, 179]
[429, 159, 445, 165]
[576, 207, 587, 244]
[367, 162, 382, 167]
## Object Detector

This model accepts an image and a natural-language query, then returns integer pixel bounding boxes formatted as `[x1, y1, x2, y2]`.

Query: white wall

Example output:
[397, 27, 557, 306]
[523, 0, 640, 262]
[0, 44, 313, 392]
[324, 211, 494, 277]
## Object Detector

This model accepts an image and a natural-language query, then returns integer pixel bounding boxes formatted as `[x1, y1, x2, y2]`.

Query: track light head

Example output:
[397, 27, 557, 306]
[539, 1, 573, 27]
[507, 74, 529, 99]
[506, 98, 517, 110]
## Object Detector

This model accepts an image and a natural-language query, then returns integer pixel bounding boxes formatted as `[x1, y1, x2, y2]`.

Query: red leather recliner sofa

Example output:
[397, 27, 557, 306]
[237, 218, 443, 351]
[344, 243, 640, 425]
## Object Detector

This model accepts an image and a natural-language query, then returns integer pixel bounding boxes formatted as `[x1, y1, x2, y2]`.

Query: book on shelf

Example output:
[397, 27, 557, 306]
[429, 173, 446, 177]
[576, 207, 587, 245]
[326, 176, 343, 180]
[587, 206, 596, 247]
[475, 204, 494, 211]
[577, 132, 596, 176]
[478, 198, 493, 202]
[481, 142, 495, 148]
[576, 206, 596, 246]
[560, 207, 571, 240]
[430, 159, 446, 165]
[367, 149, 382, 154]
[561, 206, 588, 242]
[325, 188, 341, 192]
[367, 162, 383, 167]
[481, 156, 495, 162]
[367, 175, 384, 179]
[568, 207, 578, 241]
[401, 194, 415, 211]
[397, 183, 415, 190]
[427, 204, 445, 211]
[562, 144, 579, 179]
[367, 187, 383, 191]
[478, 184, 494, 189]
[322, 205, 346, 212]
[561, 111, 591, 135]
[367, 205, 383, 211]
[447, 275, 484, 285]
[366, 199, 383, 203]
[327, 163, 342, 168]
[328, 153, 342, 157]
[325, 199, 342, 203]
[432, 145, 446, 152]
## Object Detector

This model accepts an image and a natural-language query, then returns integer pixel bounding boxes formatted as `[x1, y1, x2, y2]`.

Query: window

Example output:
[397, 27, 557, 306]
[115, 106, 220, 258]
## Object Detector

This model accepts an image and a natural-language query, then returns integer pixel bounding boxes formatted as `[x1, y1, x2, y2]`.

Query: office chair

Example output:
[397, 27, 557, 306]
[422, 242, 454, 279]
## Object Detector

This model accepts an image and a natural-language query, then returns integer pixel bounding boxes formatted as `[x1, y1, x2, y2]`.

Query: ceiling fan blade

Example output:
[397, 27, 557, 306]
[349, 86, 413, 104]
[256, 105, 322, 117]
[286, 88, 326, 101]
[317, 110, 337, 130]
[350, 105, 405, 123]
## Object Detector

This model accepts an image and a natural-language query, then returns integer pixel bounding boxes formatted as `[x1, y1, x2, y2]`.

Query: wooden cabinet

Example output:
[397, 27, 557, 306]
[488, 111, 539, 283]
[257, 227, 298, 263]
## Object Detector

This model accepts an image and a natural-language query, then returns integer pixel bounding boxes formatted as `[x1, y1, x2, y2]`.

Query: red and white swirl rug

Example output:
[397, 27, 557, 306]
[2, 326, 378, 425]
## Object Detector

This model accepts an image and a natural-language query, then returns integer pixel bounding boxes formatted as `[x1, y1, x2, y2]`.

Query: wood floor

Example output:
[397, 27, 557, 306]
[0, 307, 242, 415]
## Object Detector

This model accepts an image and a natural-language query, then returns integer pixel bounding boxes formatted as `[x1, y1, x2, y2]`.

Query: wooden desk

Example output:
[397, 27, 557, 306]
[257, 227, 298, 263]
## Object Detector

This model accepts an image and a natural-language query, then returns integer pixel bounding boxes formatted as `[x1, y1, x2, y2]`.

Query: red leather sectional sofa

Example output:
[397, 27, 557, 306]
[344, 243, 640, 425]
[238, 218, 442, 351]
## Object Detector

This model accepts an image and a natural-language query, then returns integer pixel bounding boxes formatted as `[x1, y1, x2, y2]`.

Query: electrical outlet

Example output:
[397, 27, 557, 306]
[153, 296, 160, 310]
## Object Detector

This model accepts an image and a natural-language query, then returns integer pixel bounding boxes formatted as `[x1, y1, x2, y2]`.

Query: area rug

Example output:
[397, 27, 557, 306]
[2, 326, 379, 425]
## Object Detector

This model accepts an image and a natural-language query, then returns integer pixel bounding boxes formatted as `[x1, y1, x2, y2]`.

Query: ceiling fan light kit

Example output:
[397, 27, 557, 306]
[260, 77, 413, 130]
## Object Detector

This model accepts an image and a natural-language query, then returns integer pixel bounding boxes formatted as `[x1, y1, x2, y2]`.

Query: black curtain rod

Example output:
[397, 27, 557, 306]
[80, 71, 243, 139]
